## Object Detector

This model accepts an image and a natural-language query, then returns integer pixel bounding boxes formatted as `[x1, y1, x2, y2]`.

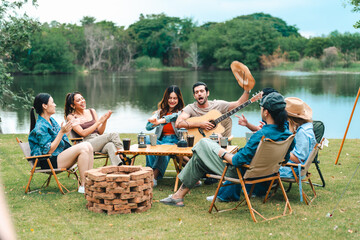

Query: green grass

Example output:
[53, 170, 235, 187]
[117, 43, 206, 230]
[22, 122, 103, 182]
[268, 60, 360, 73]
[1, 134, 359, 239]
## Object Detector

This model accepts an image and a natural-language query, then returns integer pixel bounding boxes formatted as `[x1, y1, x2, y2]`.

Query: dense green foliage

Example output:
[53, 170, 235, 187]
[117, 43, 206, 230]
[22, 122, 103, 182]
[1, 2, 360, 79]
[11, 12, 360, 73]
[0, 0, 39, 108]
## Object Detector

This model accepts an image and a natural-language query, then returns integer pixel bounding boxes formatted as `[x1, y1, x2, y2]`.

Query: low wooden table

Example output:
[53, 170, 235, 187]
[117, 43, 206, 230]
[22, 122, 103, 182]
[116, 144, 238, 192]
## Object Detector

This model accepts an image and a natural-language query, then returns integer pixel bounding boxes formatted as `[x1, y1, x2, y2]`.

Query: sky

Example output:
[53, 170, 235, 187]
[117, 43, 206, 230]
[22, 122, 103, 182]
[19, 0, 360, 38]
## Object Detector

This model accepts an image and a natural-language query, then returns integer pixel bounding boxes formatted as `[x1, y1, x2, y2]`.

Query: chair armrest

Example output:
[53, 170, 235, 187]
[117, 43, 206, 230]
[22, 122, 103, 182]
[69, 137, 84, 143]
[284, 162, 305, 169]
[222, 160, 250, 169]
[69, 137, 83, 141]
[26, 154, 51, 161]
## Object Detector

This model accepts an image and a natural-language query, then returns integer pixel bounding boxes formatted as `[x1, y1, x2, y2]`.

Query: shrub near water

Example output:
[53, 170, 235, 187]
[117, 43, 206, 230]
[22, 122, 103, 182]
[134, 56, 163, 70]
[296, 57, 322, 71]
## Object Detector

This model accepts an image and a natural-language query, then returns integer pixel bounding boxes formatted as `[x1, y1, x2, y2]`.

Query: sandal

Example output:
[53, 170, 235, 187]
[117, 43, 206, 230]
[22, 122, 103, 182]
[160, 194, 185, 207]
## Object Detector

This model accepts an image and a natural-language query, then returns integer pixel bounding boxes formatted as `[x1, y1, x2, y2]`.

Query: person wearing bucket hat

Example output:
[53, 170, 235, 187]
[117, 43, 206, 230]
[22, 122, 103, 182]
[279, 97, 317, 179]
[160, 92, 294, 207]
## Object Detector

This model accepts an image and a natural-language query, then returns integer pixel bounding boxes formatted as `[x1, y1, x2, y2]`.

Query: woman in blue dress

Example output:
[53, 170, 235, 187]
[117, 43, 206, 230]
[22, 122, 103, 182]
[145, 85, 184, 186]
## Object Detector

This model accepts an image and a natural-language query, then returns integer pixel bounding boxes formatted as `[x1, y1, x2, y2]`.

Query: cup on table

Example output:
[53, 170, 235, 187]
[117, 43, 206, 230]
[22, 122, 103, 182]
[220, 137, 228, 149]
[123, 138, 131, 150]
[150, 134, 157, 146]
[187, 135, 195, 147]
[245, 132, 254, 143]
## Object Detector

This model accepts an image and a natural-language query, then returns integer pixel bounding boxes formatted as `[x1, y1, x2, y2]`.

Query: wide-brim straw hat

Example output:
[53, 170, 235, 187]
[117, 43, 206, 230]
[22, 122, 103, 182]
[285, 97, 312, 120]
[230, 61, 255, 91]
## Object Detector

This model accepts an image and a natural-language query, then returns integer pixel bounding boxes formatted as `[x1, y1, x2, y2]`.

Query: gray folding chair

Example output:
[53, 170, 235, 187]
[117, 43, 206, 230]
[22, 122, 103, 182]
[17, 137, 79, 194]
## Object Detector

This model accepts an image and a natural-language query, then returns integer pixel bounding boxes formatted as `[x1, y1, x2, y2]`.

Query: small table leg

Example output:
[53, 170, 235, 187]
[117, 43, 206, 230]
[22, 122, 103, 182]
[173, 156, 184, 192]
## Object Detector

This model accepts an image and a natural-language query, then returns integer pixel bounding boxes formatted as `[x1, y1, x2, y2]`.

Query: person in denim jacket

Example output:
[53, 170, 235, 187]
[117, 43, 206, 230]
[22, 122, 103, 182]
[28, 93, 94, 194]
[145, 85, 184, 186]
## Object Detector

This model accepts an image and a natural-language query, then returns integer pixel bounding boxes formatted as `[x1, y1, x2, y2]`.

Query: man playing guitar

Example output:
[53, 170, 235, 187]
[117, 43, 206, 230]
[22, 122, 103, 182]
[175, 82, 250, 140]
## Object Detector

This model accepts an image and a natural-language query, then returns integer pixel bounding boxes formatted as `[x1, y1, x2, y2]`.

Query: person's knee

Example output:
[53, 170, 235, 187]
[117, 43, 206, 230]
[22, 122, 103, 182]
[84, 142, 93, 153]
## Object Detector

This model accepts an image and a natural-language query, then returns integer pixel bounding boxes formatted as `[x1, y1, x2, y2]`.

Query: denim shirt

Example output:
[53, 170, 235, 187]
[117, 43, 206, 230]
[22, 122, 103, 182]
[145, 111, 181, 139]
[28, 115, 71, 157]
[232, 124, 295, 167]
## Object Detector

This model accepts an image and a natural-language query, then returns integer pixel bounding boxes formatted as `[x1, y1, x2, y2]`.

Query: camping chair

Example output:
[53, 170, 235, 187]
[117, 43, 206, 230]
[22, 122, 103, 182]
[286, 120, 325, 192]
[68, 130, 109, 166]
[280, 138, 324, 205]
[312, 120, 326, 187]
[206, 134, 295, 222]
[16, 137, 79, 194]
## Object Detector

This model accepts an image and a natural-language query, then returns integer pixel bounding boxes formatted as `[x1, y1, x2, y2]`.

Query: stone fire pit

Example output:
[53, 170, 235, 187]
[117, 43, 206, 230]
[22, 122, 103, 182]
[84, 165, 153, 215]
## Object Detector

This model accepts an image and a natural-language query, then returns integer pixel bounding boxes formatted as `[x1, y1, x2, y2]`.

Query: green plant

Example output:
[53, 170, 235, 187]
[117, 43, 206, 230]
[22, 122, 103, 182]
[298, 57, 322, 71]
[288, 51, 300, 62]
[134, 56, 163, 69]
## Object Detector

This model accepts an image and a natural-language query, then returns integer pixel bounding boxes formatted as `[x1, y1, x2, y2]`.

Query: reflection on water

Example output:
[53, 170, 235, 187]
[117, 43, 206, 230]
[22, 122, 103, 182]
[1, 71, 359, 139]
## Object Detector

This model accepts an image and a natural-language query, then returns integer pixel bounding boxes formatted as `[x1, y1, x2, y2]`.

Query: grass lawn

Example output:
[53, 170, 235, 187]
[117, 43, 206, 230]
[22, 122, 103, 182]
[0, 134, 359, 239]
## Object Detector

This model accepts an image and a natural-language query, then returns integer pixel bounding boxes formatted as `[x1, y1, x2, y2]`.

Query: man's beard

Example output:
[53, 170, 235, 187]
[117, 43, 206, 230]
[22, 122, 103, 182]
[197, 96, 207, 105]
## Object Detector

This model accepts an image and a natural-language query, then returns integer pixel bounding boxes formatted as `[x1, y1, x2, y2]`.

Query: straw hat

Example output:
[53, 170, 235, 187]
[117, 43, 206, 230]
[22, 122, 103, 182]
[230, 61, 255, 91]
[285, 97, 312, 120]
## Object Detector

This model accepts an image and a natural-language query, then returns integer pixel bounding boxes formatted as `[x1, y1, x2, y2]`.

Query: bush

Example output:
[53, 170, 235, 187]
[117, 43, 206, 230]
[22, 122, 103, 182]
[134, 56, 163, 70]
[288, 51, 300, 62]
[297, 57, 321, 72]
[321, 47, 339, 68]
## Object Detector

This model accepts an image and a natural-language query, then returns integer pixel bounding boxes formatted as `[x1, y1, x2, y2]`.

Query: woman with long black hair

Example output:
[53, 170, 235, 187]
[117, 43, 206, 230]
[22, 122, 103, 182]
[28, 93, 94, 194]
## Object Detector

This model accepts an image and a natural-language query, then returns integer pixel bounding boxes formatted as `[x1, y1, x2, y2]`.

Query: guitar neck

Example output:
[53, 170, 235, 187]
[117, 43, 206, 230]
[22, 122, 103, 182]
[214, 100, 252, 124]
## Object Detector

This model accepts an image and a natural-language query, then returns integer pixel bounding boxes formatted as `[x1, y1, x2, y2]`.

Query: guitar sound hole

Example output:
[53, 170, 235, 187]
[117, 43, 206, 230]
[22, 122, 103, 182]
[209, 120, 217, 128]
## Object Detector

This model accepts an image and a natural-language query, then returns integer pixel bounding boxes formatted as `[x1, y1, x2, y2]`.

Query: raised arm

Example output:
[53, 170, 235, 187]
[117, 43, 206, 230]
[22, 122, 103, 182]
[67, 110, 107, 137]
[48, 121, 72, 154]
[227, 90, 250, 111]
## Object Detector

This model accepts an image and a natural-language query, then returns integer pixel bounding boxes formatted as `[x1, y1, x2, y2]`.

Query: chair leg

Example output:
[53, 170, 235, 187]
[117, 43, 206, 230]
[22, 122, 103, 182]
[209, 165, 228, 213]
[236, 168, 257, 222]
[311, 161, 325, 187]
[25, 159, 39, 194]
[278, 177, 292, 216]
[104, 156, 109, 166]
[47, 159, 65, 195]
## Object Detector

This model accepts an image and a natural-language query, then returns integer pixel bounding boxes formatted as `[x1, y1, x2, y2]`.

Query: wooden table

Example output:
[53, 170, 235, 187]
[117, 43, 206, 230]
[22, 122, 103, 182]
[116, 144, 238, 192]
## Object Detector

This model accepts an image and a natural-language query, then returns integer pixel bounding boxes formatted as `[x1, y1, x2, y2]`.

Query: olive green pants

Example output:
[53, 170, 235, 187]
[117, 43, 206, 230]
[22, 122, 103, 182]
[178, 138, 238, 189]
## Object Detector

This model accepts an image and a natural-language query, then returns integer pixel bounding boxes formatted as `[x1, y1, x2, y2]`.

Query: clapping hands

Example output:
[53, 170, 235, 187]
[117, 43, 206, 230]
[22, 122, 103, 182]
[60, 121, 73, 134]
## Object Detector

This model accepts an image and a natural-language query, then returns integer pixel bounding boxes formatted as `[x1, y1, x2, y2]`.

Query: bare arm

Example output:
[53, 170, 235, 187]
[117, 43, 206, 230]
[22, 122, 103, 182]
[67, 111, 106, 137]
[175, 111, 215, 130]
[235, 114, 261, 132]
[97, 110, 112, 135]
[289, 152, 301, 163]
[48, 121, 72, 154]
[228, 90, 250, 111]
[218, 148, 234, 165]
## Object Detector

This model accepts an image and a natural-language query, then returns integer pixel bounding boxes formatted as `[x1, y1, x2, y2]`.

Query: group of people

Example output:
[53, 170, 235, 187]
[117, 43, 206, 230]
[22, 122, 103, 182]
[28, 82, 317, 202]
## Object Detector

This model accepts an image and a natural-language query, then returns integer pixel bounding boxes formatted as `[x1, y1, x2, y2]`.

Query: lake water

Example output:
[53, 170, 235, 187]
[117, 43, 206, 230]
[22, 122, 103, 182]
[1, 70, 360, 139]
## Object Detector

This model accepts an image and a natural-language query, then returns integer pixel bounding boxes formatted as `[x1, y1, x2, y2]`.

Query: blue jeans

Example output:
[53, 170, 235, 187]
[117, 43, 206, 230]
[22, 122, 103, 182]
[146, 135, 178, 180]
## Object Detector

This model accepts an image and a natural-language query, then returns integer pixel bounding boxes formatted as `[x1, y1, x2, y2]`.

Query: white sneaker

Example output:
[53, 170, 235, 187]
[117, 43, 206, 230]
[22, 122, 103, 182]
[78, 186, 85, 194]
[206, 195, 224, 202]
[206, 195, 216, 202]
[153, 179, 157, 187]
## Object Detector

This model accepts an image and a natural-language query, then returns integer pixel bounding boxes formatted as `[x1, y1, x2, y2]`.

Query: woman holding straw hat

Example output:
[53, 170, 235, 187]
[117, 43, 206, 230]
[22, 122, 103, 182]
[279, 97, 317, 179]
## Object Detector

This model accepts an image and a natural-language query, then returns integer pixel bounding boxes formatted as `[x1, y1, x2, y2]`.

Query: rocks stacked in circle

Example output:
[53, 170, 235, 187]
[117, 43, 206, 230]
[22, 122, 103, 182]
[85, 165, 153, 215]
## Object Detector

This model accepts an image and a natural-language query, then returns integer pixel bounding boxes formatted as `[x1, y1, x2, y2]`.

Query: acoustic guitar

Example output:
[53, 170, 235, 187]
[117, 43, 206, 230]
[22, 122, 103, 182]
[187, 92, 263, 144]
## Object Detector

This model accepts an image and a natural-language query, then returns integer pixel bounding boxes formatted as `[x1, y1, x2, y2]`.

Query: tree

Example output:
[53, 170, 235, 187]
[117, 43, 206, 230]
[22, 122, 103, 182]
[83, 24, 115, 70]
[0, 0, 39, 108]
[305, 37, 332, 58]
[346, 0, 360, 28]
[185, 43, 201, 70]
